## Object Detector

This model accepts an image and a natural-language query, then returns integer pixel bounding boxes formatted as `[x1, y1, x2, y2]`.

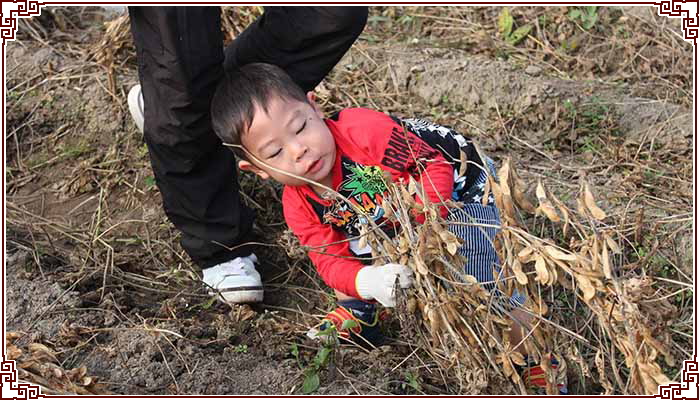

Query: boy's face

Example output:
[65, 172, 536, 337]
[238, 92, 336, 190]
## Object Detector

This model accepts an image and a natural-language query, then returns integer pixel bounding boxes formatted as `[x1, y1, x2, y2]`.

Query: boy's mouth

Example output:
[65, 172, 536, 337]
[306, 158, 323, 175]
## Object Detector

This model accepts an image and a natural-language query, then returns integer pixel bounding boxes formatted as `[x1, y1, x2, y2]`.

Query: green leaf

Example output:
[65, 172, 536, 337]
[290, 343, 299, 359]
[568, 9, 582, 20]
[583, 13, 598, 29]
[302, 372, 320, 394]
[585, 6, 597, 15]
[313, 347, 332, 368]
[506, 24, 532, 45]
[406, 372, 420, 390]
[145, 176, 157, 188]
[340, 318, 359, 331]
[201, 295, 217, 310]
[498, 8, 513, 38]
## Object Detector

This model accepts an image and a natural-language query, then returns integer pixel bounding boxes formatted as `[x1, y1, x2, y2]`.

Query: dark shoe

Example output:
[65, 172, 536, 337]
[520, 355, 569, 395]
[309, 300, 384, 349]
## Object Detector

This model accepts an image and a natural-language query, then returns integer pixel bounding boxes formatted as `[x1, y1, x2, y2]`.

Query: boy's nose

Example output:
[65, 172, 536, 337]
[293, 142, 308, 161]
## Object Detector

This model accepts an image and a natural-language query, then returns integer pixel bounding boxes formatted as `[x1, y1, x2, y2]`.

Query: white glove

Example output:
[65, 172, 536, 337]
[355, 263, 414, 307]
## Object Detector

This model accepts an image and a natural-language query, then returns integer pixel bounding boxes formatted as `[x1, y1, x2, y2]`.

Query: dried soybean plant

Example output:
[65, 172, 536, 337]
[357, 150, 676, 394]
[490, 159, 676, 395]
[6, 332, 112, 395]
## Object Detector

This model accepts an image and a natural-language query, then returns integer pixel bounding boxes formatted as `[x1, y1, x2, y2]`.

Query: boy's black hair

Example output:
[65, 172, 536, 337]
[211, 63, 308, 160]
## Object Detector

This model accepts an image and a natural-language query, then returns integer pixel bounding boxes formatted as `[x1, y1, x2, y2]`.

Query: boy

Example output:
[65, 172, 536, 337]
[211, 63, 567, 394]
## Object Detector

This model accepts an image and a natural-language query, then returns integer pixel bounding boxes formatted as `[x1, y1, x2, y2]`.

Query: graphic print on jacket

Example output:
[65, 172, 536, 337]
[322, 158, 393, 238]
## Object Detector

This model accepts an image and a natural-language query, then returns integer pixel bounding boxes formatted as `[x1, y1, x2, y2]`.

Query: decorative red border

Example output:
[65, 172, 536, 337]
[656, 360, 700, 400]
[1, 360, 44, 399]
[659, 6, 695, 38]
[5, 361, 17, 384]
[5, 6, 39, 40]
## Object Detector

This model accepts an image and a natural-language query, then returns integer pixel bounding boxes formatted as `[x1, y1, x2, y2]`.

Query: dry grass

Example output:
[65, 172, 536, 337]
[5, 6, 692, 395]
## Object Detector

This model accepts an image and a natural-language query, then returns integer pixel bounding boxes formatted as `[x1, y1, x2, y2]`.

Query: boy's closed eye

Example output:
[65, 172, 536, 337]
[296, 120, 307, 134]
[268, 148, 282, 159]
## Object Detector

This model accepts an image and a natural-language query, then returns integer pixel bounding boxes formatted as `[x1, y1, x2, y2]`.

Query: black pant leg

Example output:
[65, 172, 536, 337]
[223, 6, 368, 91]
[129, 7, 255, 269]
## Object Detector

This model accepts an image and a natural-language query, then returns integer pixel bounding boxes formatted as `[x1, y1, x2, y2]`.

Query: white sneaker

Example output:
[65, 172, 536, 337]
[202, 254, 263, 304]
[127, 84, 145, 133]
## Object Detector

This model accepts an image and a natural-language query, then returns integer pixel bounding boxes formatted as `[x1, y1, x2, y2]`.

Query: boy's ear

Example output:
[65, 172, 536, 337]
[306, 91, 323, 118]
[238, 159, 270, 180]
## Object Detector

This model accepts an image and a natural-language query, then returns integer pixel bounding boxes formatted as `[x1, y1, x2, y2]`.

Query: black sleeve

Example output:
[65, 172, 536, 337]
[390, 116, 484, 200]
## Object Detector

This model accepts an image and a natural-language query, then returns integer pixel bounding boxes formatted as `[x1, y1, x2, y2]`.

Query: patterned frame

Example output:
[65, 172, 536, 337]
[655, 0, 699, 42]
[1, 0, 44, 46]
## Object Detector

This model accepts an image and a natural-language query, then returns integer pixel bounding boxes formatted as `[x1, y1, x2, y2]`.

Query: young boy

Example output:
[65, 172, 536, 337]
[211, 63, 566, 394]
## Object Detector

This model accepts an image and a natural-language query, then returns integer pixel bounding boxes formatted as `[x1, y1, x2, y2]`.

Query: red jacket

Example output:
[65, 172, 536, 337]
[282, 108, 482, 298]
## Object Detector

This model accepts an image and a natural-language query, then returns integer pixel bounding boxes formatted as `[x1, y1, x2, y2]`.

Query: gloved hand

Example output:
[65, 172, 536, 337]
[355, 263, 414, 307]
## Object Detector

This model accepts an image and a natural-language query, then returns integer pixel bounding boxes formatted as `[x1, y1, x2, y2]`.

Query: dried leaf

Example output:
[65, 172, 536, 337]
[517, 246, 535, 262]
[510, 351, 527, 366]
[576, 274, 596, 301]
[513, 185, 536, 213]
[511, 164, 535, 213]
[583, 182, 606, 220]
[427, 307, 440, 340]
[544, 245, 578, 261]
[547, 263, 558, 286]
[28, 343, 58, 363]
[536, 297, 549, 316]
[382, 199, 394, 219]
[535, 180, 561, 222]
[438, 229, 453, 243]
[490, 175, 504, 212]
[500, 352, 515, 378]
[446, 240, 458, 256]
[400, 183, 414, 205]
[458, 149, 468, 177]
[638, 361, 670, 392]
[637, 362, 676, 388]
[557, 201, 570, 237]
[604, 233, 621, 254]
[407, 176, 418, 195]
[512, 259, 528, 285]
[534, 255, 550, 284]
[358, 234, 368, 251]
[498, 159, 512, 196]
[7, 345, 22, 360]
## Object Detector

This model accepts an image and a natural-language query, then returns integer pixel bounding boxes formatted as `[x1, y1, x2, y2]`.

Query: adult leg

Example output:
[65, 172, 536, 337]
[128, 7, 256, 269]
[223, 6, 368, 91]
